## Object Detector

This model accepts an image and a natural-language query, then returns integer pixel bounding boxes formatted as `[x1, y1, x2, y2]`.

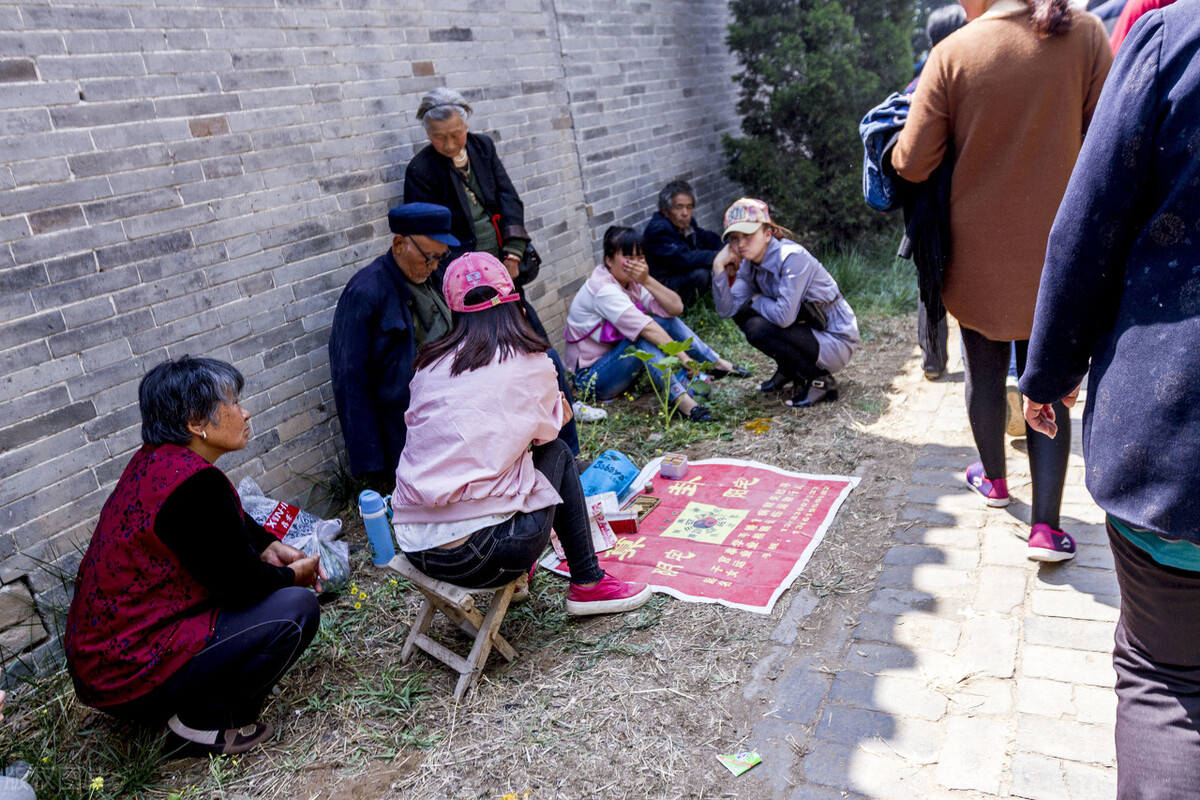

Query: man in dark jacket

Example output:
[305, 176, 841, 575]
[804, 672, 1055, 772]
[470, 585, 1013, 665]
[328, 203, 458, 482]
[1021, 3, 1200, 793]
[642, 180, 722, 307]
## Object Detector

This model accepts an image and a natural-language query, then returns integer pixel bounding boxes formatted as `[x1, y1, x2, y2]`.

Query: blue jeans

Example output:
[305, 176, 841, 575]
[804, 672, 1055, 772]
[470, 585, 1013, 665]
[573, 316, 720, 403]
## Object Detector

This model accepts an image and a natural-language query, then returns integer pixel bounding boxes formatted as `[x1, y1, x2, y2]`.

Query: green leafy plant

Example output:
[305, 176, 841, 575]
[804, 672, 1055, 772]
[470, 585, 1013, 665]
[621, 338, 711, 430]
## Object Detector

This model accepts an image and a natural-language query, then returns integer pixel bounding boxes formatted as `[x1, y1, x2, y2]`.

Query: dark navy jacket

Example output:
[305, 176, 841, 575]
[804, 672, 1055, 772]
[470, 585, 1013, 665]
[642, 212, 722, 281]
[403, 132, 528, 263]
[1021, 1, 1200, 537]
[328, 251, 442, 477]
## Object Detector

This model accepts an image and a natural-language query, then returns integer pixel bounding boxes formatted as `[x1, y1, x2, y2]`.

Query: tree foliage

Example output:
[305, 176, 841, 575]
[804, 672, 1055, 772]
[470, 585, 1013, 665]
[723, 0, 915, 249]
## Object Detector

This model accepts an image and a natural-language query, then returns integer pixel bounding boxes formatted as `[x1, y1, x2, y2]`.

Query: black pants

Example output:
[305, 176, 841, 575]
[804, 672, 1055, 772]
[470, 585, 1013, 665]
[520, 293, 580, 456]
[960, 326, 1069, 528]
[734, 309, 825, 383]
[107, 587, 320, 730]
[407, 439, 605, 588]
[1109, 521, 1200, 799]
[658, 268, 712, 308]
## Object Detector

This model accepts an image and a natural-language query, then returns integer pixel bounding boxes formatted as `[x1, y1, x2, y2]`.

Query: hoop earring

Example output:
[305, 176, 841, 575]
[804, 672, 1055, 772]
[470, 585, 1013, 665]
[201, 431, 207, 440]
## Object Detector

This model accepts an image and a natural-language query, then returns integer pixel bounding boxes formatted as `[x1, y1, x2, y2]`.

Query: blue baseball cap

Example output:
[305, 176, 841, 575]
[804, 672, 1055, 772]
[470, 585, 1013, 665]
[387, 202, 460, 246]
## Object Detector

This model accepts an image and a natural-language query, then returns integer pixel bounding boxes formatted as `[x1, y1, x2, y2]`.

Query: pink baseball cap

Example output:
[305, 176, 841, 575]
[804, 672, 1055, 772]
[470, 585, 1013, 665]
[442, 252, 522, 313]
[723, 197, 772, 238]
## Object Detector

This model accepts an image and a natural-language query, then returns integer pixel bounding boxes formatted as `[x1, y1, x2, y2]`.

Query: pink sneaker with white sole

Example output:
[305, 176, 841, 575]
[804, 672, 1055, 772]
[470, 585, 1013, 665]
[964, 462, 1010, 507]
[1028, 523, 1076, 562]
[565, 573, 652, 616]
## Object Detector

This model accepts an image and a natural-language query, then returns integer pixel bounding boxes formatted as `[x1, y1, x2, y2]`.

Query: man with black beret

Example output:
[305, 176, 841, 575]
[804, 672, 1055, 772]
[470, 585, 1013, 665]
[329, 203, 461, 485]
[331, 203, 584, 486]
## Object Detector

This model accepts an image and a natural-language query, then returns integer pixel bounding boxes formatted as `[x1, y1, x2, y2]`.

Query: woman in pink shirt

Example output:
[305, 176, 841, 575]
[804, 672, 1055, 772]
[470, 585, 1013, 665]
[391, 252, 651, 616]
[564, 226, 746, 422]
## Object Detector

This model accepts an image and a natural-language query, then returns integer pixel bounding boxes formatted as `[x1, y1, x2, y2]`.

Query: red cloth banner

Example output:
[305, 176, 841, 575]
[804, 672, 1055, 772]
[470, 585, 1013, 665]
[541, 458, 859, 614]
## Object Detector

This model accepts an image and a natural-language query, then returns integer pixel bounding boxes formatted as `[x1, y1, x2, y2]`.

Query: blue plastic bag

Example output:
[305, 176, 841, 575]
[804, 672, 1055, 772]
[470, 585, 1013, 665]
[579, 450, 640, 504]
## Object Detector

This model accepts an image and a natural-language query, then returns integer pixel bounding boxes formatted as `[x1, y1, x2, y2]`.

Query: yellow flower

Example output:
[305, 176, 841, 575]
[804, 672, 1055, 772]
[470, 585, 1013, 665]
[350, 584, 358, 593]
[358, 590, 367, 600]
[90, 776, 104, 791]
[354, 601, 362, 610]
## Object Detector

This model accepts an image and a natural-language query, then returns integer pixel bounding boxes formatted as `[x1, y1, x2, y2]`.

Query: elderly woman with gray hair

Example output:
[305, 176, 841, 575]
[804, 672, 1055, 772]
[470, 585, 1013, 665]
[404, 87, 532, 286]
[65, 356, 323, 757]
[404, 87, 605, 429]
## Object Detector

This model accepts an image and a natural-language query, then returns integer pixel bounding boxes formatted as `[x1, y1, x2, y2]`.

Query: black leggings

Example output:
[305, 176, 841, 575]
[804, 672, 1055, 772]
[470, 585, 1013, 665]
[960, 326, 1070, 528]
[407, 439, 605, 588]
[107, 587, 321, 730]
[734, 309, 825, 383]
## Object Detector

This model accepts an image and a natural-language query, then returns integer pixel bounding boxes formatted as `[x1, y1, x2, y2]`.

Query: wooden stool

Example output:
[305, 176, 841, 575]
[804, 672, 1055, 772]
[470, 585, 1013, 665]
[387, 554, 520, 700]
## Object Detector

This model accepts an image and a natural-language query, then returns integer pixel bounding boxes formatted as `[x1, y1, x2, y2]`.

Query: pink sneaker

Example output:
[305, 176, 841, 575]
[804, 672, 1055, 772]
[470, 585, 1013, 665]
[565, 573, 652, 616]
[964, 462, 1010, 507]
[1028, 524, 1076, 562]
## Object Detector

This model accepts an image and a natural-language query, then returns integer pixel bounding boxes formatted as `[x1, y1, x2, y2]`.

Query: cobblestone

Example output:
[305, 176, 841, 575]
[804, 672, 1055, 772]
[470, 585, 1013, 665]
[750, 325, 1118, 796]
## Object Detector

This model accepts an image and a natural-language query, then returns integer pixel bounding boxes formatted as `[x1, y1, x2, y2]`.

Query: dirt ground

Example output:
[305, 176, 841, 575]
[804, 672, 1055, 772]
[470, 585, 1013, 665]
[158, 312, 936, 800]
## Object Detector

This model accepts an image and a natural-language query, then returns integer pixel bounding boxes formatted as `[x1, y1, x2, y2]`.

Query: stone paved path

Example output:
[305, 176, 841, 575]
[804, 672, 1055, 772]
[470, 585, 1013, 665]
[743, 335, 1117, 799]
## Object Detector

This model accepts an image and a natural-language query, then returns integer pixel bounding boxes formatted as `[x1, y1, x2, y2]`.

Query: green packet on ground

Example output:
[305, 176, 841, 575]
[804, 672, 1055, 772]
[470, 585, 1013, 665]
[716, 751, 762, 776]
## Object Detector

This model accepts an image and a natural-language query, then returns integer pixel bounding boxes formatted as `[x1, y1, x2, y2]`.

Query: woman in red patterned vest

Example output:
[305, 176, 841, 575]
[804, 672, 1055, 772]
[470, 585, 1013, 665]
[65, 356, 324, 756]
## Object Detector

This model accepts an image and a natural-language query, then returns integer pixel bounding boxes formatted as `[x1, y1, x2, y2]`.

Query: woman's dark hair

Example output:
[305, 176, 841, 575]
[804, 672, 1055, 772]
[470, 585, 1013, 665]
[1030, 0, 1073, 36]
[602, 225, 643, 261]
[414, 287, 549, 376]
[926, 4, 967, 48]
[657, 179, 695, 213]
[139, 356, 244, 446]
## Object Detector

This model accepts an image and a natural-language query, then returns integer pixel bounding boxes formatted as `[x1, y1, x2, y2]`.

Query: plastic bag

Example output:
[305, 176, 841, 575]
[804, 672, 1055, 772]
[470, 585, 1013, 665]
[237, 477, 343, 542]
[287, 533, 351, 593]
[579, 450, 640, 504]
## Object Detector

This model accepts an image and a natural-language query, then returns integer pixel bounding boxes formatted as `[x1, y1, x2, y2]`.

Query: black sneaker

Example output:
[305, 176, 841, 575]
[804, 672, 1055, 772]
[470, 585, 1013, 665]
[786, 375, 839, 408]
[758, 369, 791, 393]
[687, 404, 713, 422]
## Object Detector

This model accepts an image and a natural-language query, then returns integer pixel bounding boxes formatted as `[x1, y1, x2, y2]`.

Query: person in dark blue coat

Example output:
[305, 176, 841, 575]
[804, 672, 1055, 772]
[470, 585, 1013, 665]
[1020, 3, 1200, 793]
[328, 203, 458, 483]
[642, 180, 724, 307]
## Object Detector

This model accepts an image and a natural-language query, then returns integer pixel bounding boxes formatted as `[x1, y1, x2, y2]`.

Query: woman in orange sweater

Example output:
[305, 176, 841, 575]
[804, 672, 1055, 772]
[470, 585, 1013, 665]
[891, 0, 1111, 560]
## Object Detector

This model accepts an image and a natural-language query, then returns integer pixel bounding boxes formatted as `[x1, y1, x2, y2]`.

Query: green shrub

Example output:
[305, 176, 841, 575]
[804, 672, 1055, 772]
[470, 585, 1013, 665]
[723, 0, 915, 249]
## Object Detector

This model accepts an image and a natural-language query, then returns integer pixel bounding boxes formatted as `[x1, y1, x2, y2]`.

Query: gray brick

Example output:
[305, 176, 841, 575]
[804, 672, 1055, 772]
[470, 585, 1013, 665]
[0, 310, 65, 351]
[38, 53, 146, 82]
[47, 309, 154, 360]
[28, 205, 86, 236]
[0, 263, 49, 294]
[0, 82, 79, 111]
[50, 100, 156, 130]
[21, 6, 133, 30]
[96, 230, 192, 270]
[31, 264, 140, 310]
[0, 32, 67, 57]
[0, 174, 110, 217]
[0, 59, 37, 83]
[0, 402, 96, 460]
[107, 162, 205, 196]
[154, 93, 241, 119]
[9, 156, 72, 187]
[68, 142, 171, 179]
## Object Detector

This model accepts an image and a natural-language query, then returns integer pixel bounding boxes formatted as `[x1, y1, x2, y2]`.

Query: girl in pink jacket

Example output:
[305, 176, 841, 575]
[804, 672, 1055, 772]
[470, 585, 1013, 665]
[391, 253, 651, 616]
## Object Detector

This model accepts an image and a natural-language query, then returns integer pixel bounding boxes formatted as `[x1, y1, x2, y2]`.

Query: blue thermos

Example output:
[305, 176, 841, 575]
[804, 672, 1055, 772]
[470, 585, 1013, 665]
[358, 490, 396, 566]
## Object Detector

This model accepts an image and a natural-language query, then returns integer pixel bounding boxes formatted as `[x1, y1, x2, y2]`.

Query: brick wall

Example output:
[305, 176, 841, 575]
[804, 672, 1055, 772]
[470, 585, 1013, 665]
[0, 0, 741, 673]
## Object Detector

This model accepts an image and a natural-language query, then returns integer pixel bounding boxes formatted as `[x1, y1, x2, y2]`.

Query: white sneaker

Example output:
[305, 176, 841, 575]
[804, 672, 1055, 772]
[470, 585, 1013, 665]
[572, 401, 608, 423]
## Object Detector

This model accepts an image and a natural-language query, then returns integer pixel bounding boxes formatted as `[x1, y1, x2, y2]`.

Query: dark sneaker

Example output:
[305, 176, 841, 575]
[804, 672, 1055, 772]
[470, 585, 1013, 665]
[1028, 523, 1076, 562]
[565, 574, 652, 616]
[687, 404, 712, 422]
[963, 462, 1010, 507]
[758, 369, 791, 393]
[786, 375, 838, 408]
